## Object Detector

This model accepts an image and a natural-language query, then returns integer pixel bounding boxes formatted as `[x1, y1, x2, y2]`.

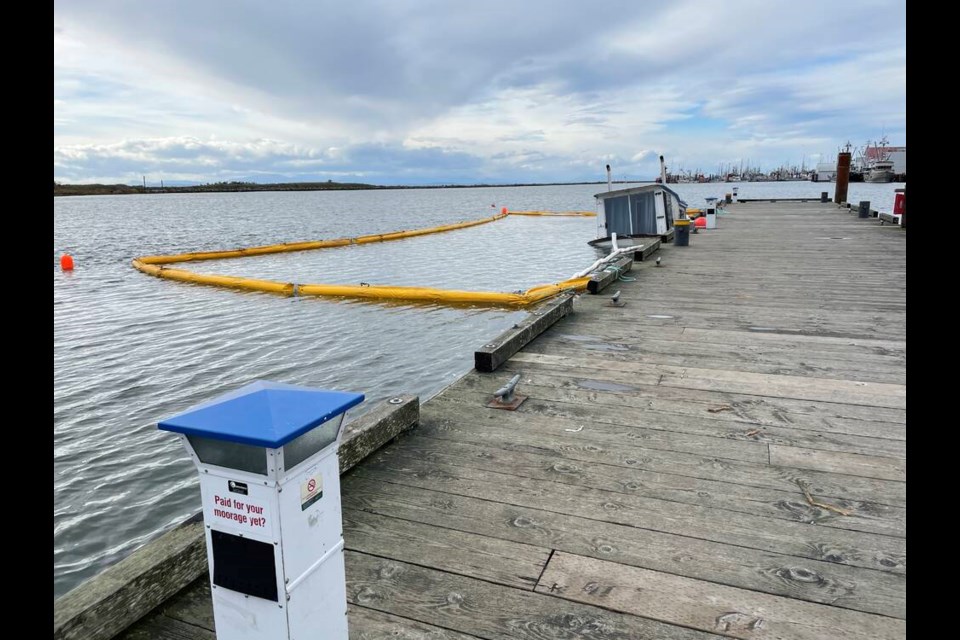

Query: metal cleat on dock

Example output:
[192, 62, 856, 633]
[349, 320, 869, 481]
[609, 290, 625, 307]
[486, 372, 527, 410]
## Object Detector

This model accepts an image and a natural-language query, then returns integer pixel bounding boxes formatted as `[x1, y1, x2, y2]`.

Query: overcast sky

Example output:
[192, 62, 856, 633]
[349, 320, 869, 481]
[54, 0, 906, 185]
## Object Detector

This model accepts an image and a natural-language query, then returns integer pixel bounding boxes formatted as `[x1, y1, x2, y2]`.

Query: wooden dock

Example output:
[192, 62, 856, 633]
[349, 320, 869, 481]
[115, 201, 906, 639]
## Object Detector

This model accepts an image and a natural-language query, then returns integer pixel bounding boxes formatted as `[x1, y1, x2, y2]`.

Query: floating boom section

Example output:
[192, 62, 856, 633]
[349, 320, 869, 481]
[507, 210, 596, 217]
[132, 211, 594, 307]
[137, 212, 509, 265]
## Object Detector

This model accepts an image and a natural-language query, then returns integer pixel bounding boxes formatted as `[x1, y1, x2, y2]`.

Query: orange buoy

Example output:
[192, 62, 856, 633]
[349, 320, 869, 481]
[694, 217, 707, 228]
[60, 254, 75, 271]
[501, 207, 508, 215]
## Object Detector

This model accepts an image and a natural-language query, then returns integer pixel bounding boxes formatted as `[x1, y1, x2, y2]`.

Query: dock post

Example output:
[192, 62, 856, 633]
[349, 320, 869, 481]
[858, 201, 871, 218]
[834, 152, 851, 204]
[820, 191, 829, 203]
[704, 197, 718, 229]
[157, 381, 364, 640]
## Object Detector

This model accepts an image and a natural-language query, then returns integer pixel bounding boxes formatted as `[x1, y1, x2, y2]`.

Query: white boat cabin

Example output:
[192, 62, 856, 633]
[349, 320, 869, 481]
[592, 184, 685, 247]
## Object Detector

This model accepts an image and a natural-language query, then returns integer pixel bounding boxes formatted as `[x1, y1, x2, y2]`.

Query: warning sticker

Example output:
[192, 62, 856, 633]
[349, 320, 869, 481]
[300, 472, 323, 511]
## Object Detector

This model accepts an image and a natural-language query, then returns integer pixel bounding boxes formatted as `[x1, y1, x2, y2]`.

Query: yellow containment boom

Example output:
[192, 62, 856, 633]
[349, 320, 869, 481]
[137, 212, 509, 265]
[508, 210, 596, 217]
[132, 210, 596, 307]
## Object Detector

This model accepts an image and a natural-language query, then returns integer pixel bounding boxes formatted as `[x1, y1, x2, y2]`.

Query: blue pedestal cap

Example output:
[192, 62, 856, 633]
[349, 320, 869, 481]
[158, 380, 364, 448]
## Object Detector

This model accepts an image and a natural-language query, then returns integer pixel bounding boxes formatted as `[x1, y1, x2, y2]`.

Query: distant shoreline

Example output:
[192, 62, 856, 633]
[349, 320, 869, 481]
[53, 180, 623, 197]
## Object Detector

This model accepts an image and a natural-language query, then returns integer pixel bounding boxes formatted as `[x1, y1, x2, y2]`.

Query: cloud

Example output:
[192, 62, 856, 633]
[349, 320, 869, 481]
[53, 137, 489, 185]
[54, 0, 906, 184]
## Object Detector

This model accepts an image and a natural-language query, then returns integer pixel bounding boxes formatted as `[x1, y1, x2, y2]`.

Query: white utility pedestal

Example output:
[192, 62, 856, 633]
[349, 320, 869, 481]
[159, 380, 364, 640]
[705, 197, 718, 229]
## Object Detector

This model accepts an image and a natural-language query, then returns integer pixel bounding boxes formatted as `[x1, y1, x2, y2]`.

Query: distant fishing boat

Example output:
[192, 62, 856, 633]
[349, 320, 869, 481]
[863, 136, 896, 183]
[864, 160, 895, 183]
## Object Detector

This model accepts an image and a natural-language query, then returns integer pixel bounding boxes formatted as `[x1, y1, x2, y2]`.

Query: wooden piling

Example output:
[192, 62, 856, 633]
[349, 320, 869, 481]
[474, 294, 574, 372]
[834, 151, 851, 204]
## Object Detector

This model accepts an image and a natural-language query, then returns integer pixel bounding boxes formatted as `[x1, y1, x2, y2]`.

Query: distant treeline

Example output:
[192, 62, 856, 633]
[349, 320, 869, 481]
[54, 179, 618, 197]
[53, 180, 379, 196]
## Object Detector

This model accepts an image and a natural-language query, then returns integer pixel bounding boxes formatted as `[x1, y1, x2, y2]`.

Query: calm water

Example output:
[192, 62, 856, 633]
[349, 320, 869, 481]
[53, 180, 903, 597]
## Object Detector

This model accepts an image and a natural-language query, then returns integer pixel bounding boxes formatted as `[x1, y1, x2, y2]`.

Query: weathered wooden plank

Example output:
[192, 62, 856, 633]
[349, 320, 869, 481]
[538, 324, 906, 367]
[613, 279, 905, 299]
[508, 346, 908, 399]
[54, 514, 208, 640]
[502, 352, 906, 420]
[352, 453, 907, 576]
[348, 606, 485, 639]
[393, 423, 907, 538]
[340, 394, 419, 474]
[448, 372, 908, 442]
[556, 309, 905, 340]
[769, 445, 906, 482]
[122, 578, 491, 639]
[536, 552, 906, 639]
[708, 265, 901, 281]
[480, 359, 908, 427]
[633, 237, 661, 261]
[509, 352, 907, 408]
[576, 314, 907, 349]
[608, 297, 906, 315]
[878, 212, 902, 225]
[156, 578, 214, 630]
[343, 508, 550, 589]
[538, 322, 906, 367]
[587, 255, 633, 294]
[566, 293, 907, 316]
[616, 272, 904, 287]
[117, 616, 215, 640]
[346, 550, 725, 640]
[474, 293, 573, 372]
[342, 475, 906, 617]
[423, 394, 769, 463]
[657, 367, 905, 409]
[580, 302, 908, 325]
[424, 392, 907, 461]
[526, 338, 905, 386]
[578, 274, 901, 294]
[450, 391, 906, 460]
[426, 401, 908, 512]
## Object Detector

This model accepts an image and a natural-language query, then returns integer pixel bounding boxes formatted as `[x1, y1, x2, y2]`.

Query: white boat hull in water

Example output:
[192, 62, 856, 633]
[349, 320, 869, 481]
[864, 168, 895, 183]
